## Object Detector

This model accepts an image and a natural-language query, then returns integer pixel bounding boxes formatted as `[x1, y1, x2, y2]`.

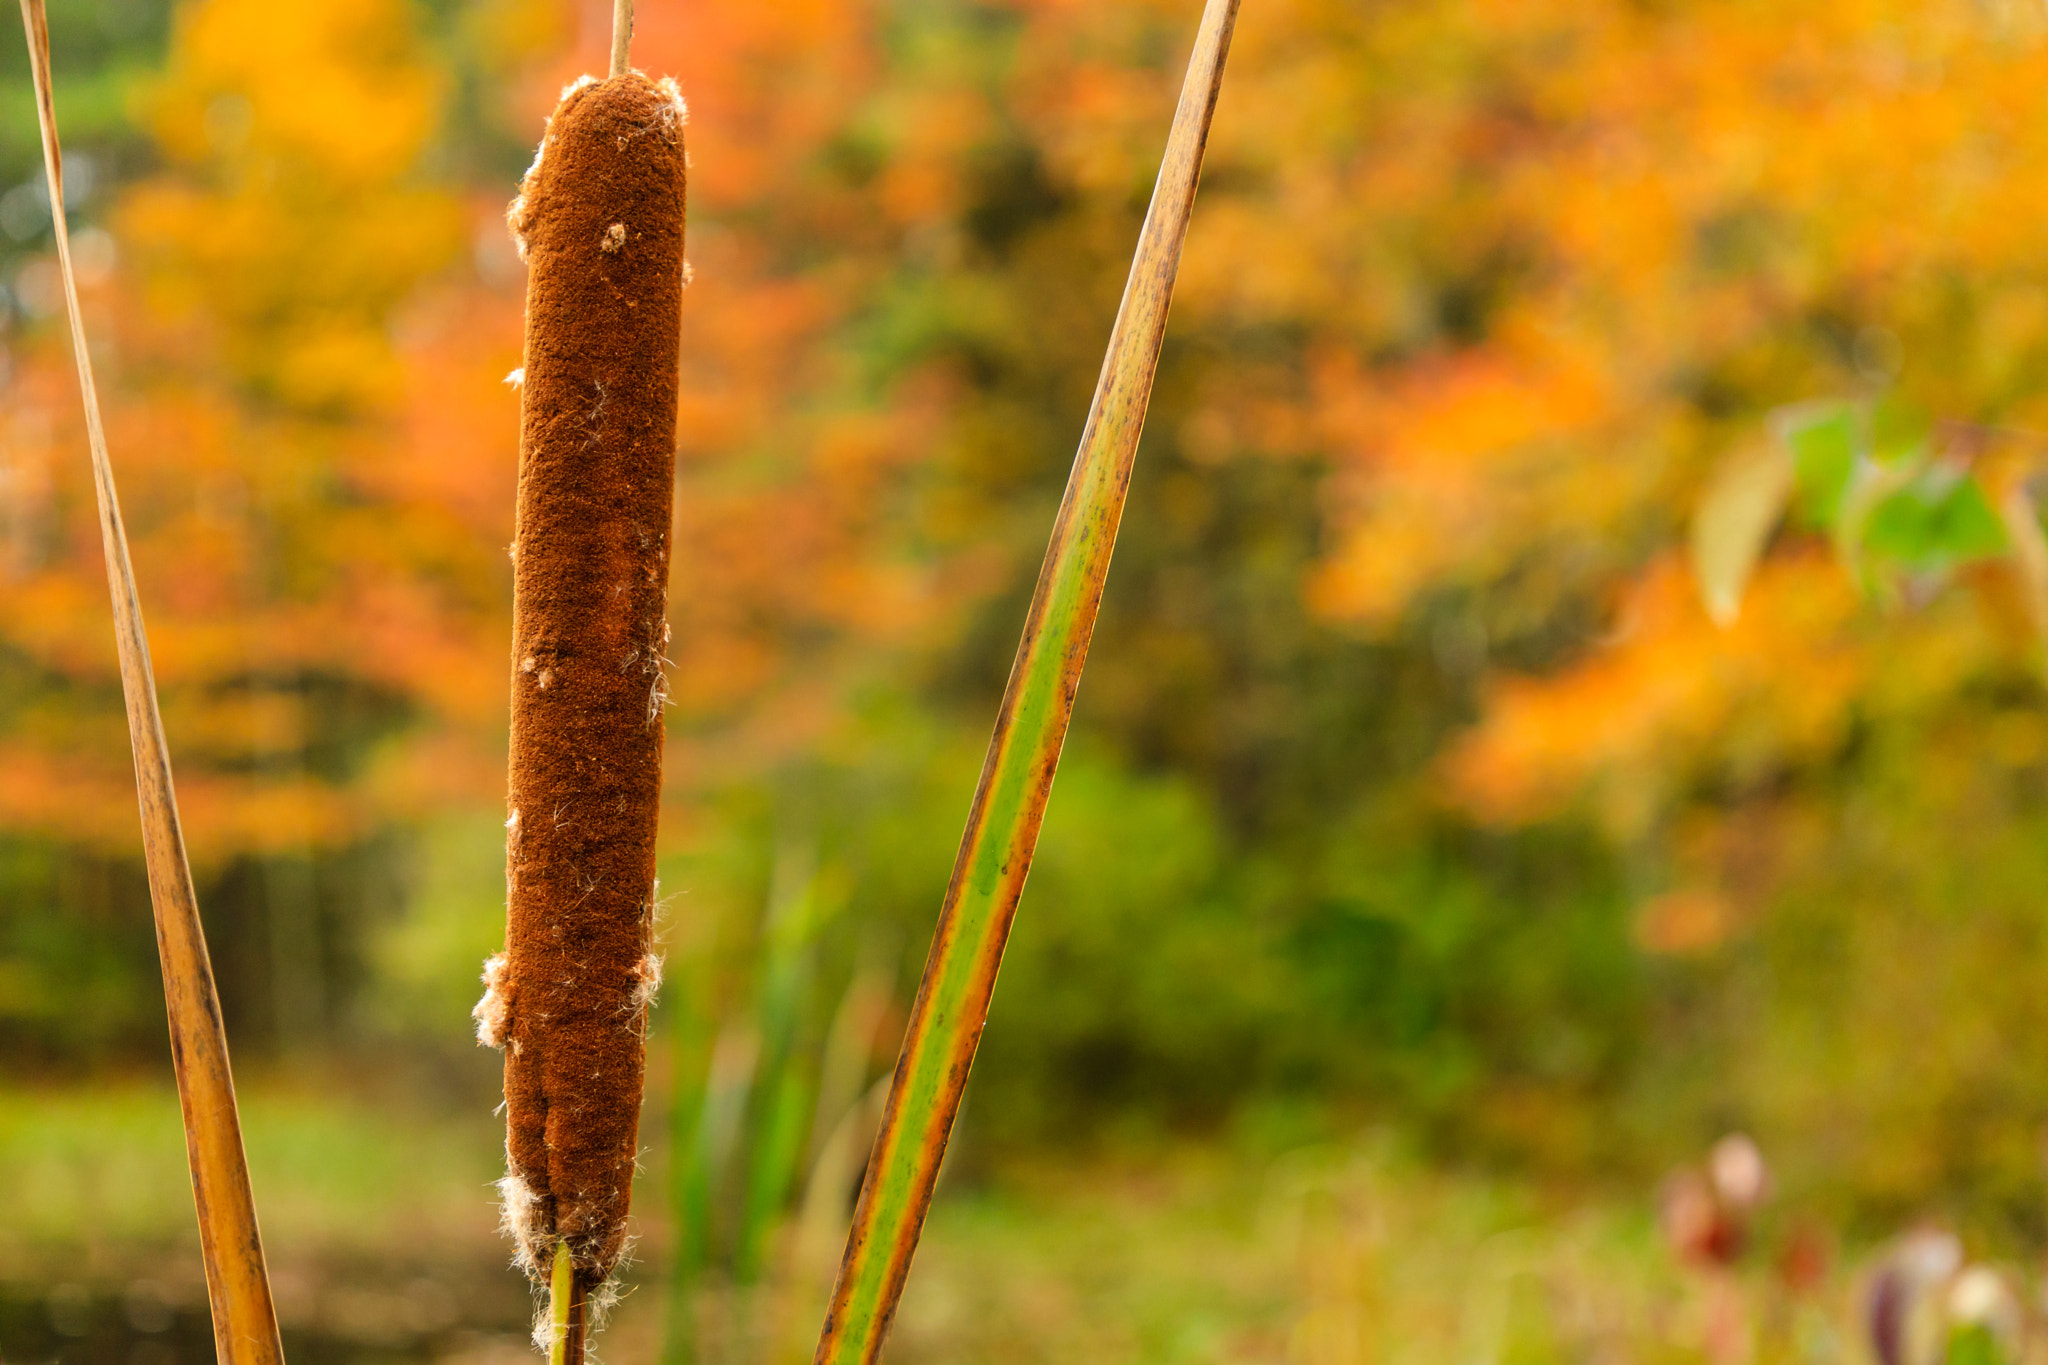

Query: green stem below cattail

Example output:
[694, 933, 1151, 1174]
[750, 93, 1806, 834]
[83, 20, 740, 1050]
[550, 1243, 585, 1365]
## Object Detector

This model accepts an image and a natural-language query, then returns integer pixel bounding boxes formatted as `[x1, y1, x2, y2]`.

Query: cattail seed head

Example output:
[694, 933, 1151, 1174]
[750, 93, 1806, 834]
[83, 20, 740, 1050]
[479, 67, 687, 1293]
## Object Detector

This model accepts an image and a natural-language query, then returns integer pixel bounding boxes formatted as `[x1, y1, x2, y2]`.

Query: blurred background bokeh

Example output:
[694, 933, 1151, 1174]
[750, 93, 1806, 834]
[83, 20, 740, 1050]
[10, 0, 2048, 1361]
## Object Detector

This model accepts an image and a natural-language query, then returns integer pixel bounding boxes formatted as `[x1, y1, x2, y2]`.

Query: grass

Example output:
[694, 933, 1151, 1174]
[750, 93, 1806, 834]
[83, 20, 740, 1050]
[0, 1081, 505, 1279]
[873, 1143, 1860, 1365]
[0, 1082, 1876, 1365]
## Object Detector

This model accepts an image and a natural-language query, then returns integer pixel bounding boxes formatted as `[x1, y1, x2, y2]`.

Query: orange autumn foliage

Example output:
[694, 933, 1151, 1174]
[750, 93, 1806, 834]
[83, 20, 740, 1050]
[12, 0, 2048, 892]
[0, 0, 495, 860]
[1175, 0, 2048, 832]
[0, 0, 983, 862]
[13, 0, 2048, 1219]
[1444, 556, 1869, 830]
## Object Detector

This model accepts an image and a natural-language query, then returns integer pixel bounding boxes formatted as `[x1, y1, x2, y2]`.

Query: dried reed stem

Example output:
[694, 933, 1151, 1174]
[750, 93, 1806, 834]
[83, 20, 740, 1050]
[16, 5, 283, 1364]
[610, 0, 632, 77]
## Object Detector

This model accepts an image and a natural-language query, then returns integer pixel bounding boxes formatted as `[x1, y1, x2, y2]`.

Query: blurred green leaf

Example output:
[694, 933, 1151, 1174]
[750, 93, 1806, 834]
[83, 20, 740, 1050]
[1861, 468, 2007, 571]
[1777, 401, 1859, 527]
[1947, 1323, 2005, 1365]
[1692, 443, 1793, 625]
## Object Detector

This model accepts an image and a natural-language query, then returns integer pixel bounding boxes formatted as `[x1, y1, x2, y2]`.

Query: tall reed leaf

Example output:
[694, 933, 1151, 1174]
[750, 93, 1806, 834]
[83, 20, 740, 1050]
[811, 2, 1241, 1360]
[16, 5, 284, 1364]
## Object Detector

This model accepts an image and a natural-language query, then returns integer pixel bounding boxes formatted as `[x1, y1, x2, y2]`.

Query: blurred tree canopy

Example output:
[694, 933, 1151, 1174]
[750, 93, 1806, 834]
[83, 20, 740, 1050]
[10, 0, 2048, 1245]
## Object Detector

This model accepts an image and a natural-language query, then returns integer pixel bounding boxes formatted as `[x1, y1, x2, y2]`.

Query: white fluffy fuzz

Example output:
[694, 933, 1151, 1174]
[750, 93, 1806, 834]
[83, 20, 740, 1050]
[652, 75, 688, 137]
[474, 952, 512, 1049]
[625, 952, 664, 1022]
[496, 1171, 550, 1281]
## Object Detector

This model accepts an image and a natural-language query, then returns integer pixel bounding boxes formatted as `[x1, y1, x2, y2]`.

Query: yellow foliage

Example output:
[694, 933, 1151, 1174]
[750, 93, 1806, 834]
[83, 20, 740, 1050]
[145, 0, 440, 181]
[122, 0, 461, 413]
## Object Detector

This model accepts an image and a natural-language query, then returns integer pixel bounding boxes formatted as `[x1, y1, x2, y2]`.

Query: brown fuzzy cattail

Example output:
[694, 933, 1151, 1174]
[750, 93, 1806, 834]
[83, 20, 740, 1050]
[474, 69, 687, 1301]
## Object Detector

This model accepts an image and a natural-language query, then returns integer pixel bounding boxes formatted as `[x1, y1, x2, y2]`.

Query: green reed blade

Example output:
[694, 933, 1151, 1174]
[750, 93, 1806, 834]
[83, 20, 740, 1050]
[666, 1018, 757, 1365]
[810, 2, 1241, 1360]
[738, 1066, 813, 1279]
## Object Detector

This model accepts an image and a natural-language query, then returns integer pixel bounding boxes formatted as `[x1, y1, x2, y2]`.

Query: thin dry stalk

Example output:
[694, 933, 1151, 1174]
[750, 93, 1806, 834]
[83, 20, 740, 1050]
[611, 0, 633, 78]
[16, 5, 283, 1365]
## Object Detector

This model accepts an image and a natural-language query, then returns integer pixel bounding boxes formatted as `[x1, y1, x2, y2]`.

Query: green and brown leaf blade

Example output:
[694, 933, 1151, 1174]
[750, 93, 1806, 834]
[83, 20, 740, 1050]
[810, 1, 1243, 1361]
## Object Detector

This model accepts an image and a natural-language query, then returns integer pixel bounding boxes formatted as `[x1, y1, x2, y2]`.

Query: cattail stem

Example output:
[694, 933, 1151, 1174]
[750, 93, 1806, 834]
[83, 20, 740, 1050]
[610, 0, 632, 77]
[550, 1243, 586, 1365]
